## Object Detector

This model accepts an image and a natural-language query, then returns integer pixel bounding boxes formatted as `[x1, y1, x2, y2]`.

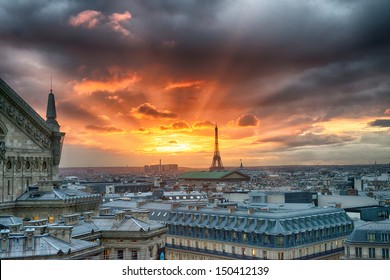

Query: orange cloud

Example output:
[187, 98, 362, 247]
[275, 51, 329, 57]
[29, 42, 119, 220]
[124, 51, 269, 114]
[131, 103, 177, 119]
[385, 108, 390, 115]
[69, 10, 103, 29]
[73, 70, 140, 94]
[193, 120, 214, 129]
[85, 125, 124, 133]
[160, 121, 191, 131]
[165, 80, 205, 90]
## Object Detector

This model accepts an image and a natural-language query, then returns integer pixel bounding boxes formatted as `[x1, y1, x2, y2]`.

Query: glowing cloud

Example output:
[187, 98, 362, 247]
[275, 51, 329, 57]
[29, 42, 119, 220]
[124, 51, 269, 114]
[85, 125, 124, 133]
[165, 80, 205, 90]
[193, 120, 214, 129]
[160, 121, 191, 131]
[73, 71, 140, 94]
[109, 11, 132, 36]
[69, 10, 103, 29]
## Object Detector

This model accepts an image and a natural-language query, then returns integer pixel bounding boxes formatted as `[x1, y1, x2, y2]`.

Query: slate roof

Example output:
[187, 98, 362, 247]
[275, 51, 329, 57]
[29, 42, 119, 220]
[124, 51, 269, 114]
[0, 232, 101, 259]
[0, 216, 23, 227]
[91, 215, 165, 232]
[346, 219, 390, 245]
[16, 188, 101, 201]
[153, 204, 353, 236]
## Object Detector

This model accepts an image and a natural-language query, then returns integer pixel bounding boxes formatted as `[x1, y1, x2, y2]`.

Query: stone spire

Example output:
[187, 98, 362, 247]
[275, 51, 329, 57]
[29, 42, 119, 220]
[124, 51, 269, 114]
[46, 89, 59, 131]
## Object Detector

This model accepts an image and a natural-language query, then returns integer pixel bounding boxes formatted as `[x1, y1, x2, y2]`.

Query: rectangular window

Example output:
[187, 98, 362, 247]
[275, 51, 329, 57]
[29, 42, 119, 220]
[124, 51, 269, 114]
[263, 250, 267, 259]
[7, 180, 11, 195]
[278, 252, 284, 260]
[381, 234, 389, 242]
[231, 246, 235, 254]
[355, 247, 362, 258]
[241, 247, 246, 255]
[117, 250, 124, 260]
[369, 248, 376, 259]
[252, 248, 256, 257]
[131, 250, 138, 260]
[382, 248, 389, 259]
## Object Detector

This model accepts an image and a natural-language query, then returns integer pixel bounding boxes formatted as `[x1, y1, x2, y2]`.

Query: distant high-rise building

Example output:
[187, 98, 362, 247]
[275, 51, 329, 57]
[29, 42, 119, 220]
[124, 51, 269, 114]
[210, 125, 224, 171]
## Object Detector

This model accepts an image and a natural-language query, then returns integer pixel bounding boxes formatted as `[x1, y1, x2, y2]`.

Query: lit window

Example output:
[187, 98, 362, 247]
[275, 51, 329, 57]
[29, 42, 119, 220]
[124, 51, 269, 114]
[367, 233, 375, 242]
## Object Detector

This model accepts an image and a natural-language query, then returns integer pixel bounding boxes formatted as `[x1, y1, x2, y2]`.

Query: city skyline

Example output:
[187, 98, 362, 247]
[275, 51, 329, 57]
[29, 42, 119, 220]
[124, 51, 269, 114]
[0, 1, 390, 168]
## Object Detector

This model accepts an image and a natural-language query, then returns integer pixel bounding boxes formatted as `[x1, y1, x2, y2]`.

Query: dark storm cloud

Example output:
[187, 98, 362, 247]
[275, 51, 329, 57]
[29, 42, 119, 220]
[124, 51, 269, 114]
[237, 114, 260, 127]
[259, 133, 356, 149]
[369, 119, 390, 127]
[1, 0, 390, 121]
[132, 103, 177, 119]
[57, 101, 100, 123]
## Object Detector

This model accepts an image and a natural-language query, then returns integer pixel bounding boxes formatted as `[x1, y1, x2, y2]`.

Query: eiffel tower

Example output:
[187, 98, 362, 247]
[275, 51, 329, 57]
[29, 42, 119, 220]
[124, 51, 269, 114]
[210, 124, 225, 171]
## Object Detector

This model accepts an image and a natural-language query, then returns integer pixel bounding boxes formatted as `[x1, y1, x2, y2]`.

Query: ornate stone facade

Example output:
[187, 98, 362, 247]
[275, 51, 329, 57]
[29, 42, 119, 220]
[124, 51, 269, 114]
[0, 77, 65, 214]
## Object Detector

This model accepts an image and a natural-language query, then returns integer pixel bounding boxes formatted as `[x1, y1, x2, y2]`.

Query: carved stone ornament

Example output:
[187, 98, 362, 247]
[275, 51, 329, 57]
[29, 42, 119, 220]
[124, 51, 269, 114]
[0, 96, 51, 149]
[0, 141, 6, 160]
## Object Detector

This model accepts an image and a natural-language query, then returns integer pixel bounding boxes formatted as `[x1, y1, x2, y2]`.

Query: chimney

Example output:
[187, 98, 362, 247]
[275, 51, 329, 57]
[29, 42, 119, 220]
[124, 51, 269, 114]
[48, 226, 72, 243]
[1, 229, 10, 251]
[115, 211, 126, 222]
[63, 214, 80, 226]
[132, 210, 150, 222]
[83, 212, 93, 222]
[99, 208, 111, 215]
[172, 203, 180, 209]
[228, 205, 236, 213]
[25, 228, 35, 250]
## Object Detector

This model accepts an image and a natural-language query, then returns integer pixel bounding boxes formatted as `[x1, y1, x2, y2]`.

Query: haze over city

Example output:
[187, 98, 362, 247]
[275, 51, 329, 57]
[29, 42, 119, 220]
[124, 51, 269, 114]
[0, 0, 390, 168]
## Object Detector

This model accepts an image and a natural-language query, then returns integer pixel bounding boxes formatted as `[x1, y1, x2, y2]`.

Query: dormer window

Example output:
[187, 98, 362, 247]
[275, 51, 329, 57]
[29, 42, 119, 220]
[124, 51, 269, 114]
[367, 233, 376, 242]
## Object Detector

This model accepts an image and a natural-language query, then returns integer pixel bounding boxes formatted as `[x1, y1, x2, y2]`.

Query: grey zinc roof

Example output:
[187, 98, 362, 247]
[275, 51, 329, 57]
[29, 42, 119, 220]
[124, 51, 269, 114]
[346, 219, 390, 245]
[0, 216, 23, 227]
[92, 216, 164, 232]
[68, 220, 101, 237]
[16, 188, 100, 201]
[0, 233, 100, 259]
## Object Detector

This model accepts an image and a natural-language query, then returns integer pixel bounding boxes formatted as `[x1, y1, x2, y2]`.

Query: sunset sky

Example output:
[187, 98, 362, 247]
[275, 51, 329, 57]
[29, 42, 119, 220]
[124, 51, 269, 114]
[1, 0, 390, 168]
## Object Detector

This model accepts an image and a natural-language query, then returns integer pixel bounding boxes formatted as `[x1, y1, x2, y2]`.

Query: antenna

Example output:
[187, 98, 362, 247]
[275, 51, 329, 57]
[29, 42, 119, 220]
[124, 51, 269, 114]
[50, 76, 53, 93]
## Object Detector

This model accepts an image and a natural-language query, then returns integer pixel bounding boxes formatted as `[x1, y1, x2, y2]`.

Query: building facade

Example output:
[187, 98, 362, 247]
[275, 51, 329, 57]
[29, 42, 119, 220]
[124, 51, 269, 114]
[344, 206, 390, 260]
[151, 204, 354, 260]
[0, 77, 65, 215]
